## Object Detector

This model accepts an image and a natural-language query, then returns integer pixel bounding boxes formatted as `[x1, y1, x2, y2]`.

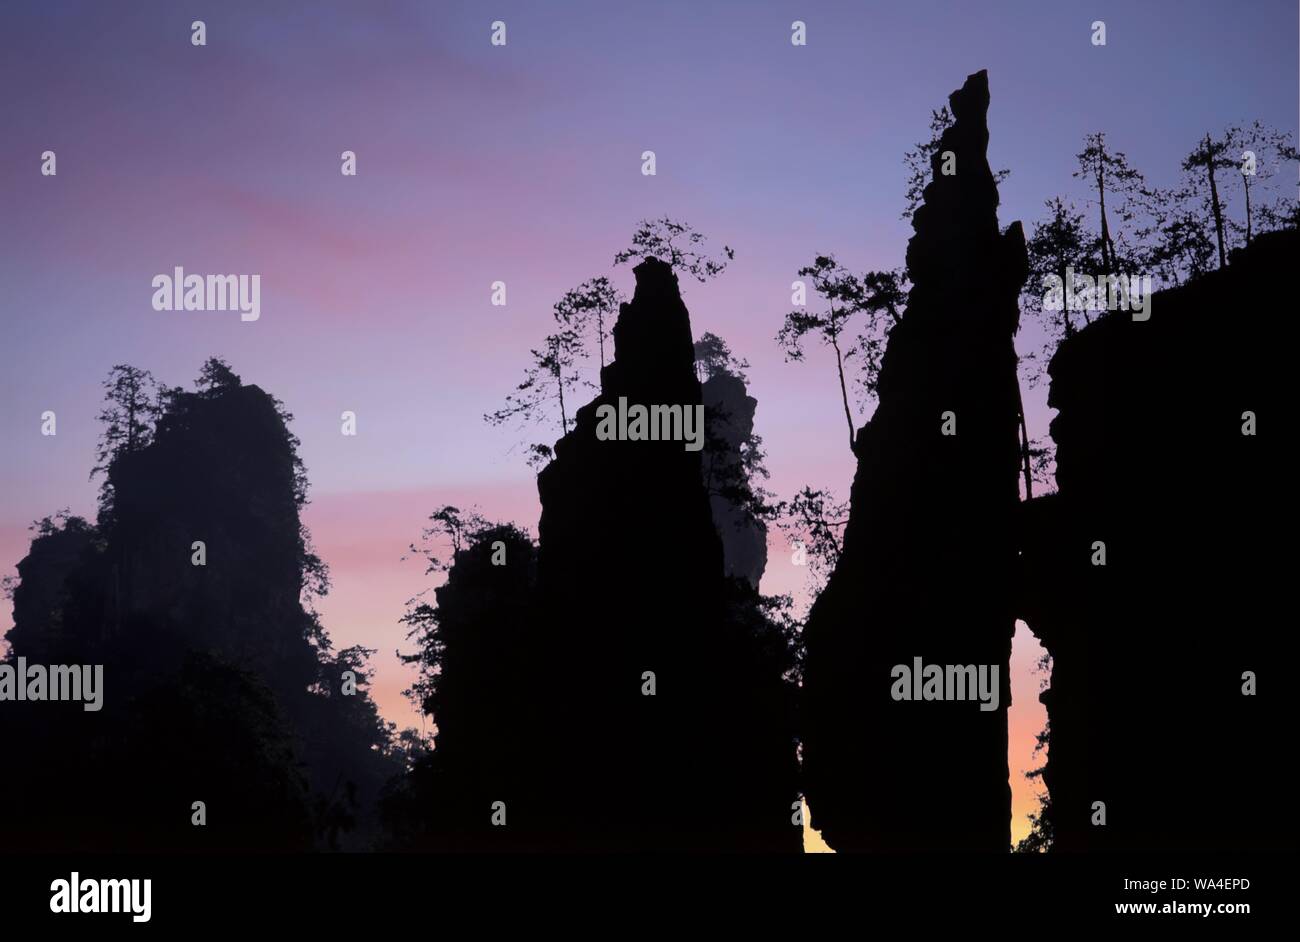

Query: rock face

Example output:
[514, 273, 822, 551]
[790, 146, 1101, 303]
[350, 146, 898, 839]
[1019, 227, 1294, 851]
[389, 268, 798, 851]
[802, 70, 1026, 851]
[106, 383, 320, 693]
[525, 257, 800, 851]
[701, 369, 768, 588]
[6, 519, 96, 664]
[1, 372, 396, 852]
[385, 525, 544, 851]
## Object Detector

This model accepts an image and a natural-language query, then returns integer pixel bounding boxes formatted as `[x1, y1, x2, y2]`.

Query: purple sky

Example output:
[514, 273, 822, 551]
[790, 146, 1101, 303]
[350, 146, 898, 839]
[2, 0, 1295, 841]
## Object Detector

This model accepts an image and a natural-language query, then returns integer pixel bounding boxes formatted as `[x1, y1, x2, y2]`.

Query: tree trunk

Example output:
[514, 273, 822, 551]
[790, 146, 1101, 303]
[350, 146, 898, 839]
[1096, 159, 1114, 275]
[1243, 174, 1253, 247]
[1059, 262, 1074, 337]
[1207, 138, 1228, 268]
[557, 374, 568, 435]
[830, 332, 855, 452]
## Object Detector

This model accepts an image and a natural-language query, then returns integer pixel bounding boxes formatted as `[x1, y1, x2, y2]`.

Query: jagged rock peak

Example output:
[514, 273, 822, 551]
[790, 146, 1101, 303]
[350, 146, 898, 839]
[604, 257, 699, 396]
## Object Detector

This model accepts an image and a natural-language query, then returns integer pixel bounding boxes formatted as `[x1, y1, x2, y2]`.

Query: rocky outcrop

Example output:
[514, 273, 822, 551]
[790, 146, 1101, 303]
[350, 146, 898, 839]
[105, 382, 319, 692]
[701, 369, 768, 587]
[524, 257, 800, 851]
[383, 525, 543, 850]
[802, 70, 1026, 851]
[6, 517, 96, 664]
[1019, 227, 1294, 851]
[387, 267, 798, 851]
[2, 369, 396, 852]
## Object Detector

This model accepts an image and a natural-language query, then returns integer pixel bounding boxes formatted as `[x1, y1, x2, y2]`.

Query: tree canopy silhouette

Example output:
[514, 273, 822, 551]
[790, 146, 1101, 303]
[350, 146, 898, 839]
[613, 216, 734, 282]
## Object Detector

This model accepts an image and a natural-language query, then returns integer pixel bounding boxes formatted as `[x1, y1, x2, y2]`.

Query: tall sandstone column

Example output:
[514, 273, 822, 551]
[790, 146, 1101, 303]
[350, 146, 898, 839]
[802, 70, 1026, 851]
[530, 257, 801, 851]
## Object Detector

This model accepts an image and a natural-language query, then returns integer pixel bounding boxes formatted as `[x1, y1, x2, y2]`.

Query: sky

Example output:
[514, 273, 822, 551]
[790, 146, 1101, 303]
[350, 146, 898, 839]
[1, 0, 1295, 849]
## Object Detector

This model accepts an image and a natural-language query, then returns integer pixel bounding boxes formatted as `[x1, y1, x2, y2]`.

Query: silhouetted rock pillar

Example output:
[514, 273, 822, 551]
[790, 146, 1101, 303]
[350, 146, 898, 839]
[531, 257, 800, 851]
[802, 70, 1025, 851]
[701, 370, 768, 588]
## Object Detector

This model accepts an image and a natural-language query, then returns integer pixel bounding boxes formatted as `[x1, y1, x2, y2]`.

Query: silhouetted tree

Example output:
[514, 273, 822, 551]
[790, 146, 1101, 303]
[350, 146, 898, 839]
[1013, 732, 1053, 854]
[1074, 132, 1146, 276]
[1125, 121, 1296, 288]
[398, 505, 508, 722]
[1140, 185, 1218, 286]
[775, 485, 849, 595]
[485, 327, 587, 442]
[1024, 198, 1098, 342]
[405, 504, 493, 574]
[30, 509, 93, 539]
[1013, 654, 1053, 852]
[553, 277, 622, 369]
[1224, 121, 1297, 247]
[851, 268, 908, 412]
[195, 356, 242, 393]
[693, 330, 749, 384]
[91, 365, 165, 510]
[492, 221, 732, 471]
[614, 217, 734, 282]
[754, 590, 805, 684]
[777, 255, 867, 451]
[1255, 179, 1300, 231]
[1182, 131, 1235, 269]
[1027, 436, 1056, 497]
[1018, 198, 1100, 496]
[778, 259, 908, 452]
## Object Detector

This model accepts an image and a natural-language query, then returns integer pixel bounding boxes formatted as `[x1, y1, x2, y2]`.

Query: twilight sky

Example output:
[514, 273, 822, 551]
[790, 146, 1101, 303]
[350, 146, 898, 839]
[2, 0, 1295, 847]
